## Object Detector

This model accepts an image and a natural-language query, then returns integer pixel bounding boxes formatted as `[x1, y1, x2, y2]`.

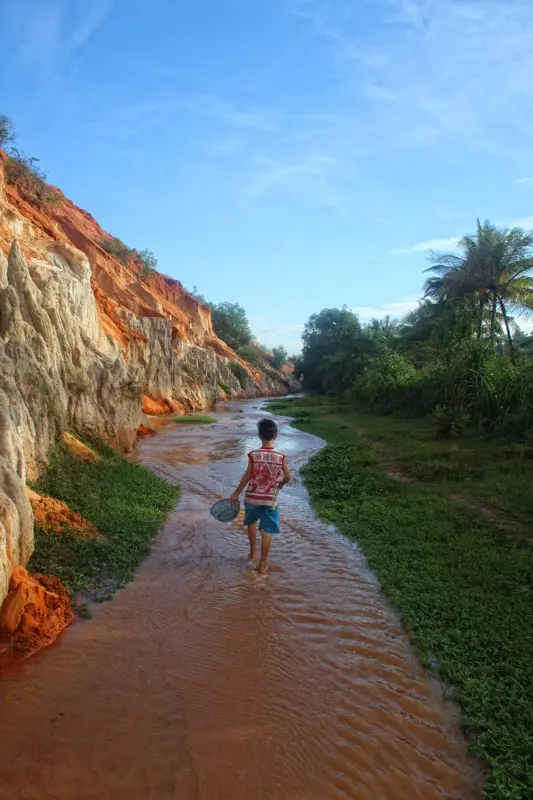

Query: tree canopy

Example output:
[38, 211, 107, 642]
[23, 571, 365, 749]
[210, 302, 253, 351]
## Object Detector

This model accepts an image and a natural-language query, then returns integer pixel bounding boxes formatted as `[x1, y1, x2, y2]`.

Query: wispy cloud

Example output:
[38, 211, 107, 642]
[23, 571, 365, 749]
[3, 0, 114, 72]
[250, 321, 304, 350]
[286, 0, 533, 159]
[353, 297, 420, 321]
[181, 95, 278, 132]
[513, 177, 531, 185]
[388, 237, 460, 255]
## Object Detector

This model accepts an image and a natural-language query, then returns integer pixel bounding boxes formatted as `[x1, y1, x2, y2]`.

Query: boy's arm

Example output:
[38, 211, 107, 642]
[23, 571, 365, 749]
[278, 460, 291, 490]
[230, 460, 253, 505]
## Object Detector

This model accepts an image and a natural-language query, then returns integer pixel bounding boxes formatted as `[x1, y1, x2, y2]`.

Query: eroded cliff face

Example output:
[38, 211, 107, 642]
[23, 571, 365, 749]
[0, 154, 298, 613]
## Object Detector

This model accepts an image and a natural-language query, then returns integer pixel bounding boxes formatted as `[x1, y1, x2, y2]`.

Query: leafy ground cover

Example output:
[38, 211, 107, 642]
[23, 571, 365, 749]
[29, 440, 179, 602]
[174, 414, 217, 424]
[268, 397, 533, 800]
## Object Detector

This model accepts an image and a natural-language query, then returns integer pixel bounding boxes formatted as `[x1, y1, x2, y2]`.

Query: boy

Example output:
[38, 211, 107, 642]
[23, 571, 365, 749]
[230, 418, 291, 573]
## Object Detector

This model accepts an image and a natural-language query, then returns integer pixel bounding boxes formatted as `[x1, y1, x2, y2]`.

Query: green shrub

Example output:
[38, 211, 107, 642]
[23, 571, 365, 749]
[135, 248, 158, 276]
[219, 380, 232, 395]
[0, 114, 15, 149]
[211, 302, 252, 350]
[429, 405, 469, 439]
[271, 345, 288, 369]
[228, 360, 248, 388]
[237, 344, 262, 365]
[99, 237, 135, 265]
[174, 414, 216, 424]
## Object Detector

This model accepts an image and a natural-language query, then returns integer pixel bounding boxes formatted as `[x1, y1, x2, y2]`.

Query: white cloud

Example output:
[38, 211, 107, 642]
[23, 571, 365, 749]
[353, 298, 420, 321]
[513, 177, 531, 185]
[181, 95, 278, 132]
[250, 321, 304, 351]
[388, 237, 460, 255]
[286, 0, 533, 161]
[4, 0, 114, 72]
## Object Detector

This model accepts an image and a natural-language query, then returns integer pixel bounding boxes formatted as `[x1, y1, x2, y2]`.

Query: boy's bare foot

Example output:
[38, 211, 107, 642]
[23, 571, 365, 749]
[248, 551, 256, 560]
[256, 561, 268, 574]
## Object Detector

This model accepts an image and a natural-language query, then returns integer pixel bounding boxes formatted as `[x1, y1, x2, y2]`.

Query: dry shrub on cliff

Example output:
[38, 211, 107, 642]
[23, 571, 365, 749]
[99, 236, 135, 265]
[5, 150, 61, 207]
[99, 237, 157, 277]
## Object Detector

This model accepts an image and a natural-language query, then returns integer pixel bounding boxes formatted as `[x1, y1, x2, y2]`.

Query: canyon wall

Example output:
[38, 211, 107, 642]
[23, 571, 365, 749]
[0, 155, 298, 607]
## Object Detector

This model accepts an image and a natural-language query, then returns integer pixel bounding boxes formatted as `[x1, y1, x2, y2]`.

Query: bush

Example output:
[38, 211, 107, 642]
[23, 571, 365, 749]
[430, 405, 469, 439]
[219, 380, 232, 395]
[99, 237, 135, 265]
[237, 344, 262, 365]
[271, 346, 288, 369]
[211, 302, 252, 351]
[5, 151, 61, 206]
[0, 114, 15, 149]
[135, 248, 158, 276]
[228, 360, 249, 388]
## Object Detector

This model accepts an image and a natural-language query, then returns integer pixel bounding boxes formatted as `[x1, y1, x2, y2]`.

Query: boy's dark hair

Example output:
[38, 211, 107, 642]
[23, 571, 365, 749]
[258, 418, 277, 441]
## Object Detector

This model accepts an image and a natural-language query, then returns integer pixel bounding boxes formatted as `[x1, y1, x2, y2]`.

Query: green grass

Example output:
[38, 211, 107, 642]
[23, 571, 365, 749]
[268, 398, 533, 800]
[173, 414, 217, 424]
[29, 441, 179, 602]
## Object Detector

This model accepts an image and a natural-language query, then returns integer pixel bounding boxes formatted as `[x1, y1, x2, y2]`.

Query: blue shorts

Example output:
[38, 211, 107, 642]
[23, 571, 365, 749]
[244, 503, 281, 534]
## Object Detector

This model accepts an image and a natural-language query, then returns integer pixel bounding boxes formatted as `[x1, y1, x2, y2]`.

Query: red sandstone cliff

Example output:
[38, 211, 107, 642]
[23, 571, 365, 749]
[0, 152, 297, 629]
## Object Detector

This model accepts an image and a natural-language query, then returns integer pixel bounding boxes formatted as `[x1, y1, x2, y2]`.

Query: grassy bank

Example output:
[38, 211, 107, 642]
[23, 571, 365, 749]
[268, 398, 533, 800]
[174, 414, 217, 424]
[29, 441, 179, 602]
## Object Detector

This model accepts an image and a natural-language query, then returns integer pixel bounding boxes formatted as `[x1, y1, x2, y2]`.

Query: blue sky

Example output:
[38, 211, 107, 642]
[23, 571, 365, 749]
[2, 0, 533, 352]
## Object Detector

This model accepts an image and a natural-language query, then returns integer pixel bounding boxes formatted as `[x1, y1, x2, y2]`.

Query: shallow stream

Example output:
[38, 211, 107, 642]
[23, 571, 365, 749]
[0, 400, 481, 799]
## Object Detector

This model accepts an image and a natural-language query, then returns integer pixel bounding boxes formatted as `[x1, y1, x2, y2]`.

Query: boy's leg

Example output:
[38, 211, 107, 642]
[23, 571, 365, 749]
[247, 522, 258, 559]
[257, 531, 271, 573]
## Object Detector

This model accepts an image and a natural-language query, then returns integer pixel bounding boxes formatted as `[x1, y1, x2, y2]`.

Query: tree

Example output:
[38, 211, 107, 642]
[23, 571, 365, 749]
[301, 307, 373, 394]
[424, 220, 533, 360]
[0, 114, 15, 149]
[211, 302, 252, 351]
[135, 249, 158, 276]
[271, 346, 288, 369]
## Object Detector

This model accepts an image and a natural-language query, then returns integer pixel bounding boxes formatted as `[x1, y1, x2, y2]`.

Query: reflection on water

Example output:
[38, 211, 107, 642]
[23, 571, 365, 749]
[0, 400, 482, 800]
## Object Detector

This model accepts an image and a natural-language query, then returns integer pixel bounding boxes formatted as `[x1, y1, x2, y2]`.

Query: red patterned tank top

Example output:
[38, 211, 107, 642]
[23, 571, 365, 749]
[244, 447, 286, 508]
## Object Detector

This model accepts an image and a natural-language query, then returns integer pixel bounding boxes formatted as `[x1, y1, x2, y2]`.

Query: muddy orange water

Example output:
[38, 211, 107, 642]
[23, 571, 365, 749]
[0, 401, 482, 800]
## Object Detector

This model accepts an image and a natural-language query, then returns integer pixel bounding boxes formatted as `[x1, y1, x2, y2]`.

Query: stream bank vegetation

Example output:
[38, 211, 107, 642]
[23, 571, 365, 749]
[29, 439, 178, 604]
[173, 414, 216, 424]
[269, 397, 532, 800]
[270, 219, 533, 800]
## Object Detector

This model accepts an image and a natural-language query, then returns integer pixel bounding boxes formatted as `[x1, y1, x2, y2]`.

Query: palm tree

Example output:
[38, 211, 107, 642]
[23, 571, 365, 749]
[424, 220, 533, 360]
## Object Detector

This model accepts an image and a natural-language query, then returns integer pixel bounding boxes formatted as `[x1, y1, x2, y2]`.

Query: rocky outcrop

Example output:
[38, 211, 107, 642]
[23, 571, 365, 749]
[0, 154, 298, 614]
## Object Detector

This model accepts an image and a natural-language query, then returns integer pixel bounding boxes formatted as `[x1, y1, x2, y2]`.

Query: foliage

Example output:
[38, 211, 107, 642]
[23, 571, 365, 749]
[29, 440, 178, 601]
[237, 344, 262, 365]
[0, 114, 15, 149]
[228, 360, 249, 388]
[424, 219, 533, 359]
[5, 150, 61, 206]
[429, 405, 469, 439]
[218, 379, 232, 395]
[301, 307, 374, 394]
[173, 414, 216, 424]
[299, 220, 533, 441]
[136, 248, 158, 276]
[99, 236, 135, 265]
[211, 302, 252, 351]
[268, 398, 533, 800]
[271, 345, 288, 369]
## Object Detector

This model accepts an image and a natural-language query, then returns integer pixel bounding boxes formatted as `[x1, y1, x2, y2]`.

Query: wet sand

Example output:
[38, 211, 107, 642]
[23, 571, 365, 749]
[0, 401, 482, 799]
